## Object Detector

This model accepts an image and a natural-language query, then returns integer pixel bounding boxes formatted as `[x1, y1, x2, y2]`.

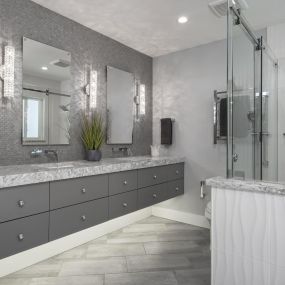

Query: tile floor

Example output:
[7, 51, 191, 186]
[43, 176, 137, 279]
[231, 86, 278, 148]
[0, 216, 211, 285]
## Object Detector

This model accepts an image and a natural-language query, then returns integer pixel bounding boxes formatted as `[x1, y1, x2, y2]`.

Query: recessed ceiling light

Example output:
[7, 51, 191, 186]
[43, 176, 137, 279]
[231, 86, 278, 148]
[41, 66, 48, 71]
[178, 16, 188, 24]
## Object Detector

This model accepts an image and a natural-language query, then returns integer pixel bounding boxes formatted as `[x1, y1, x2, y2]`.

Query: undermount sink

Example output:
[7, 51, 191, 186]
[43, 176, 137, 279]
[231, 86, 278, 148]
[35, 162, 76, 170]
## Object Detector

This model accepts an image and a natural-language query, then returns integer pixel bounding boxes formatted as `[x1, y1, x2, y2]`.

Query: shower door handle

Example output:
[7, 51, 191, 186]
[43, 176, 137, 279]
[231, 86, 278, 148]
[233, 153, 238, 162]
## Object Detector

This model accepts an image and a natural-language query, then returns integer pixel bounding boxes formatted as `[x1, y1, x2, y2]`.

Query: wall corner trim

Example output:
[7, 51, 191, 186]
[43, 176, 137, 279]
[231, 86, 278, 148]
[151, 206, 210, 229]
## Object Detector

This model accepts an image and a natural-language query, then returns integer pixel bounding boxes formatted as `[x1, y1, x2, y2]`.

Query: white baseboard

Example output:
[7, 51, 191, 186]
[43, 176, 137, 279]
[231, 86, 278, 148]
[0, 207, 152, 278]
[152, 206, 210, 229]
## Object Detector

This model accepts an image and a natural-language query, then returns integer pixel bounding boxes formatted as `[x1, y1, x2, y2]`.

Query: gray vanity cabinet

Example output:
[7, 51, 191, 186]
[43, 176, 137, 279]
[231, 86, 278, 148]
[109, 170, 137, 195]
[0, 162, 184, 259]
[50, 175, 108, 209]
[49, 198, 108, 240]
[0, 213, 49, 259]
[0, 183, 49, 223]
[109, 190, 138, 219]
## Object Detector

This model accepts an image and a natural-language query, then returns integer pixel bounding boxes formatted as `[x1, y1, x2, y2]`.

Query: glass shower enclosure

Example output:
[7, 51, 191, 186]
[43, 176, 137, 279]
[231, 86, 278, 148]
[227, 1, 278, 181]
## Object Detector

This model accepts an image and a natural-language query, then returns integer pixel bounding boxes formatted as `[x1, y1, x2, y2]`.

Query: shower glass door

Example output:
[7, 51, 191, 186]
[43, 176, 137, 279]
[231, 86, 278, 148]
[227, 6, 261, 180]
[227, 4, 278, 181]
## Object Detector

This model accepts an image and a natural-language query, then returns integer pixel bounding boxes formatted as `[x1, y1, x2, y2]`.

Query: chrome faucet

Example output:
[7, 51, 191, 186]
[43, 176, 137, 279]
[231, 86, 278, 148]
[30, 148, 59, 163]
[44, 150, 59, 163]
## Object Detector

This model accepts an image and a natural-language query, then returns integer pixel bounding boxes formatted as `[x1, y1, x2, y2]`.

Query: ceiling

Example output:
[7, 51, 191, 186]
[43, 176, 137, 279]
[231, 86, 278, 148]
[32, 0, 285, 57]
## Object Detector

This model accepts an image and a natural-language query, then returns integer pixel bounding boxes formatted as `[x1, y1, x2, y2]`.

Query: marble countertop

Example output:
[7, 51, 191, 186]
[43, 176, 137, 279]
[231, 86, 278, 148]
[206, 176, 285, 196]
[0, 156, 185, 189]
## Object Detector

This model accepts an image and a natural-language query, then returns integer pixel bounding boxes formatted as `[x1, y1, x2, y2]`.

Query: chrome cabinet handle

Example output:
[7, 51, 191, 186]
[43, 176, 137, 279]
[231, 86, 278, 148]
[153, 175, 157, 179]
[18, 233, 24, 241]
[123, 180, 128, 185]
[123, 203, 128, 207]
[153, 194, 157, 198]
[176, 170, 179, 175]
[81, 188, 86, 194]
[81, 215, 86, 221]
[175, 187, 179, 192]
[18, 200, 25, 208]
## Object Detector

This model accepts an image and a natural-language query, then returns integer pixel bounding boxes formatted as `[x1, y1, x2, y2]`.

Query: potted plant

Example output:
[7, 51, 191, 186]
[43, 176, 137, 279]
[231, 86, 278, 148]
[81, 111, 105, 161]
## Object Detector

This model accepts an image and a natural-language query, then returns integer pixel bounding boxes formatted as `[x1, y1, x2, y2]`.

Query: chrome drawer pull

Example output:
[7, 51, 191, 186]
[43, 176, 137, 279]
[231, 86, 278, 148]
[176, 170, 179, 175]
[18, 233, 24, 241]
[81, 215, 86, 221]
[175, 187, 179, 191]
[153, 194, 157, 198]
[123, 203, 128, 207]
[153, 175, 157, 179]
[123, 180, 128, 185]
[81, 188, 86, 194]
[18, 200, 25, 208]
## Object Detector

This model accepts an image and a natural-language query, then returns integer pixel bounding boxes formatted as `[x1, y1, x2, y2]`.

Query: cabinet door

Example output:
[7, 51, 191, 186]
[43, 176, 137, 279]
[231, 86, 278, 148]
[0, 183, 49, 223]
[0, 213, 49, 259]
[50, 175, 108, 209]
[138, 166, 168, 188]
[109, 190, 138, 219]
[49, 198, 108, 240]
[109, 170, 137, 195]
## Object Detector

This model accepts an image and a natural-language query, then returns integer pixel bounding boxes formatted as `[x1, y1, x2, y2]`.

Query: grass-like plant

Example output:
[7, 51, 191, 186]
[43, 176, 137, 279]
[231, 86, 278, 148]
[81, 112, 105, 150]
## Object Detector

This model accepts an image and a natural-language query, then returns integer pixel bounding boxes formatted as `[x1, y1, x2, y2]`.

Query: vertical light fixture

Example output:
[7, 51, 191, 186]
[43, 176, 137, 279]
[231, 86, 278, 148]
[89, 69, 97, 110]
[0, 45, 15, 98]
[139, 84, 146, 115]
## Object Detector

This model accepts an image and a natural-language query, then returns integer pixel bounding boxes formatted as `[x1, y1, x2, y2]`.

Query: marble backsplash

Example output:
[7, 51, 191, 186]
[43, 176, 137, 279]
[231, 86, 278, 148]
[0, 0, 153, 166]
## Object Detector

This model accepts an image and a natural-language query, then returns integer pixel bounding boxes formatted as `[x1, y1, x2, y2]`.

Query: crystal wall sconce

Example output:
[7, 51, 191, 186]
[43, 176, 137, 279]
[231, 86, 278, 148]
[0, 45, 15, 98]
[84, 65, 98, 110]
[135, 81, 146, 119]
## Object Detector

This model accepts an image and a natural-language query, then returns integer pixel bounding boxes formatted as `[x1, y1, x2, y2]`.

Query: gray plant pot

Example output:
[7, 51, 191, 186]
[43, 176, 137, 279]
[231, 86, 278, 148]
[86, 150, 102, 161]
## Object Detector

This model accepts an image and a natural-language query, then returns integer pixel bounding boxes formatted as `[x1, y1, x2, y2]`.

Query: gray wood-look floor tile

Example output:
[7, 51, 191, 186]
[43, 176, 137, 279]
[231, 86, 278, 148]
[0, 279, 31, 285]
[175, 268, 211, 285]
[86, 243, 145, 258]
[107, 231, 158, 244]
[28, 275, 104, 285]
[126, 254, 191, 272]
[144, 241, 202, 255]
[1, 216, 210, 285]
[122, 223, 167, 233]
[10, 260, 63, 278]
[105, 271, 178, 285]
[137, 216, 177, 224]
[59, 257, 127, 276]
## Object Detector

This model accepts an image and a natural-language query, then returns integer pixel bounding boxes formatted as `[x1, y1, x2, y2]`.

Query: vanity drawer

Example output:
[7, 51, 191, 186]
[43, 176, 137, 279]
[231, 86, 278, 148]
[167, 179, 184, 199]
[0, 183, 49, 223]
[50, 175, 108, 209]
[109, 190, 138, 219]
[49, 197, 108, 240]
[109, 170, 137, 195]
[138, 166, 169, 188]
[167, 163, 184, 181]
[0, 213, 49, 259]
[138, 183, 168, 209]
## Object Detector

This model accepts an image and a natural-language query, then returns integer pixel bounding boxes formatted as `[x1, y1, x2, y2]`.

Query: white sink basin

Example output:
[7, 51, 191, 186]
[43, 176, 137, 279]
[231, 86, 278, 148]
[36, 162, 75, 170]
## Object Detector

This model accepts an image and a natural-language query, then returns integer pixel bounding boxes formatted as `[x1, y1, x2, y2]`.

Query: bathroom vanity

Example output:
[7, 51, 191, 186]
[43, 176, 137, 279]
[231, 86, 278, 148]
[207, 177, 285, 285]
[0, 156, 184, 260]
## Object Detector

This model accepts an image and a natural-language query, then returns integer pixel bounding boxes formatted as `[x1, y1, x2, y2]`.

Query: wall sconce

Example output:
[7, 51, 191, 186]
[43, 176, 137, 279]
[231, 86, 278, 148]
[134, 81, 146, 119]
[0, 45, 15, 98]
[84, 65, 98, 110]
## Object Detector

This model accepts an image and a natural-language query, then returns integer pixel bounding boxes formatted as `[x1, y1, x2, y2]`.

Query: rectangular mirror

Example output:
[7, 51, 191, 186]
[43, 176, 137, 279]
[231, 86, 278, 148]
[22, 37, 71, 145]
[107, 66, 135, 144]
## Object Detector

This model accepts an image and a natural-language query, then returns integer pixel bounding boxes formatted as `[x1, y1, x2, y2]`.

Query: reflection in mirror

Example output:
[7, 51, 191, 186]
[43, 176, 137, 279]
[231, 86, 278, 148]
[107, 66, 135, 144]
[22, 37, 71, 145]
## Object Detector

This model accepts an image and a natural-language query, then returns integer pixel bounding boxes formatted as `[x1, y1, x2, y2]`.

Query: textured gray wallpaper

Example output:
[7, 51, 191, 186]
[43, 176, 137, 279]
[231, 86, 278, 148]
[0, 0, 152, 166]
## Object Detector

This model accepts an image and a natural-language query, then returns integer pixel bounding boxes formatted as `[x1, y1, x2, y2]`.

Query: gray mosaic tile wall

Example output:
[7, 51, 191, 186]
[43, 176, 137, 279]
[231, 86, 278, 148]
[0, 0, 152, 166]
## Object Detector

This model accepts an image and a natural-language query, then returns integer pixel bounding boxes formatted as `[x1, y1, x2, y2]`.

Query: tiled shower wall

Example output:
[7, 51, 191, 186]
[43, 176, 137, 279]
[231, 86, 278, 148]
[0, 0, 152, 166]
